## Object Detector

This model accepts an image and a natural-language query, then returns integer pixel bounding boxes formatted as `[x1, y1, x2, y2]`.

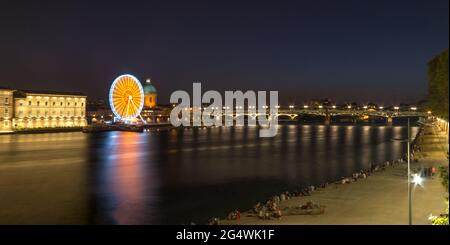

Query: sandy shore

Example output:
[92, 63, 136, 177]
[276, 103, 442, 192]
[222, 122, 449, 225]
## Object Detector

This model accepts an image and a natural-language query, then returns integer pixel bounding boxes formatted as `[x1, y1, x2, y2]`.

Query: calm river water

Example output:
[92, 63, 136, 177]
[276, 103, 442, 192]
[0, 124, 418, 224]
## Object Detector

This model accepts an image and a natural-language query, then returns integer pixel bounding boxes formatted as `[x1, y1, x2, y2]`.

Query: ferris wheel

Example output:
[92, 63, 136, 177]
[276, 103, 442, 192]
[109, 74, 144, 121]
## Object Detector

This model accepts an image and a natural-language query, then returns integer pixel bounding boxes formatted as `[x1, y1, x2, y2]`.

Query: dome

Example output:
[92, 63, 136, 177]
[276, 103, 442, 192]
[143, 78, 157, 94]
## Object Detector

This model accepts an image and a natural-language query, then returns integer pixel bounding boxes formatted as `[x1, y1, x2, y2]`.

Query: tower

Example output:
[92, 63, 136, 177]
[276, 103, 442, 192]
[143, 78, 157, 109]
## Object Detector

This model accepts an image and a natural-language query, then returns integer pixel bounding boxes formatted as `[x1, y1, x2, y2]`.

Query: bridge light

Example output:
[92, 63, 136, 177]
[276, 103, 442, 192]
[303, 105, 309, 109]
[410, 107, 417, 111]
[289, 105, 295, 109]
[394, 106, 400, 110]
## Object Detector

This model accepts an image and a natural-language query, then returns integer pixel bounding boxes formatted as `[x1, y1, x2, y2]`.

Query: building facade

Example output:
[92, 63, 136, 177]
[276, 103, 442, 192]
[0, 88, 14, 132]
[12, 90, 87, 129]
[143, 78, 157, 109]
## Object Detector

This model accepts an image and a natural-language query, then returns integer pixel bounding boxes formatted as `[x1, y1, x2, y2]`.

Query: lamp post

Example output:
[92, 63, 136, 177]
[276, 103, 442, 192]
[392, 117, 412, 225]
[407, 117, 412, 225]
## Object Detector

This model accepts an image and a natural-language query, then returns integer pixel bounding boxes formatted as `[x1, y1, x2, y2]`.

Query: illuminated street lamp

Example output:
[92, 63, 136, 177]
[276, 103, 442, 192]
[394, 106, 400, 110]
[412, 174, 423, 187]
[363, 106, 368, 109]
[347, 105, 352, 109]
[303, 105, 309, 109]
[391, 118, 413, 225]
[379, 106, 384, 110]
[318, 105, 323, 109]
[332, 105, 336, 109]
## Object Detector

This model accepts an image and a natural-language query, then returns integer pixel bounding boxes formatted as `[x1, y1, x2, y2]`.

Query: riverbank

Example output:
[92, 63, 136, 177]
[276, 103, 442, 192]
[221, 122, 449, 225]
[0, 127, 83, 135]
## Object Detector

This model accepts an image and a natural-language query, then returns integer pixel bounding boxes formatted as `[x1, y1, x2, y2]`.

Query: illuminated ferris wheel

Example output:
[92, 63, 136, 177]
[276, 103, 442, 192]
[109, 74, 144, 121]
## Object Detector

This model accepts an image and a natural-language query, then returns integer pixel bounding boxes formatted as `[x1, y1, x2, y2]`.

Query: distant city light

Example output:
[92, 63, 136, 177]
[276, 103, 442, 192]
[379, 106, 384, 110]
[427, 111, 432, 114]
[332, 105, 336, 109]
[410, 107, 417, 111]
[275, 105, 281, 109]
[394, 106, 400, 110]
[347, 105, 352, 109]
[289, 105, 295, 109]
[318, 105, 323, 109]
[303, 105, 309, 109]
[363, 106, 368, 109]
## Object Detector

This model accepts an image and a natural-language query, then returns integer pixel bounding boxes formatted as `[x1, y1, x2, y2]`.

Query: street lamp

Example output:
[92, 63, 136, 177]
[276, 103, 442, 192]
[391, 118, 412, 225]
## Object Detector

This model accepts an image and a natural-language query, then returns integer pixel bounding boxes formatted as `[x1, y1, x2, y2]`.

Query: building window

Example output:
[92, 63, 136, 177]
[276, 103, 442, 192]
[68, 102, 70, 106]
[60, 102, 63, 106]
[4, 108, 8, 117]
[81, 103, 84, 107]
[4, 97, 8, 104]
[75, 102, 77, 106]
[150, 97, 153, 103]
[4, 121, 8, 127]
[37, 101, 40, 106]
[53, 102, 56, 106]
[45, 101, 48, 106]
[28, 101, 32, 106]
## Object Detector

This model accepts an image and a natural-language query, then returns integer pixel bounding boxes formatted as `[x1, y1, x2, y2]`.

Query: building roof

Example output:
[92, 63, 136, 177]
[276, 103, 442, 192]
[0, 86, 14, 90]
[143, 79, 157, 94]
[15, 89, 86, 97]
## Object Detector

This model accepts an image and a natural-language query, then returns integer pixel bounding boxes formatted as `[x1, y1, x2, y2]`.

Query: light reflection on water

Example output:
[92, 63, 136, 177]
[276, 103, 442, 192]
[0, 125, 418, 224]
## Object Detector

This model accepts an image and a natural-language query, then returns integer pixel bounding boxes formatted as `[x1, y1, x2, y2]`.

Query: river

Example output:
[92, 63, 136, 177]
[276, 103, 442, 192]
[0, 124, 418, 224]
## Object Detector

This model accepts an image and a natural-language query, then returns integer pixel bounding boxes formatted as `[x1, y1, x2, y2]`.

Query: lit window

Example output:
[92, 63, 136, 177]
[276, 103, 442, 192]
[28, 101, 32, 106]
[4, 97, 8, 104]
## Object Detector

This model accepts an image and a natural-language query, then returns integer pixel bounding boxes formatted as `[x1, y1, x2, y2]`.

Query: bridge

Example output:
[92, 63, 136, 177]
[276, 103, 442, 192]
[161, 107, 429, 125]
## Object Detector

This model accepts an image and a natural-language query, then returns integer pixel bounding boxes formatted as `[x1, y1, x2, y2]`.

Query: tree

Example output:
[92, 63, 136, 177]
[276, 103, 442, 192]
[428, 49, 449, 120]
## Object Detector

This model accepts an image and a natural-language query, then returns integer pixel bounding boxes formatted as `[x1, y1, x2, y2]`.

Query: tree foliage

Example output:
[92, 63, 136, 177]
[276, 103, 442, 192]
[428, 49, 449, 120]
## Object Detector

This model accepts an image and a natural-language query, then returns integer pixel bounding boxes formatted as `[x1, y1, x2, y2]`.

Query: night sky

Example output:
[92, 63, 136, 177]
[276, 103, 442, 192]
[0, 0, 448, 105]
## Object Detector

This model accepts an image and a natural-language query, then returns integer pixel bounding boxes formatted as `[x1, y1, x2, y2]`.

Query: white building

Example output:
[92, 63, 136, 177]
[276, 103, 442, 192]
[0, 87, 14, 132]
[12, 90, 87, 129]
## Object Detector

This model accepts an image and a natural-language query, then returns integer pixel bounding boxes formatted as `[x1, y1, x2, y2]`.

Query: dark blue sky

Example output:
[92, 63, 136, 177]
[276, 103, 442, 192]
[0, 0, 448, 105]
